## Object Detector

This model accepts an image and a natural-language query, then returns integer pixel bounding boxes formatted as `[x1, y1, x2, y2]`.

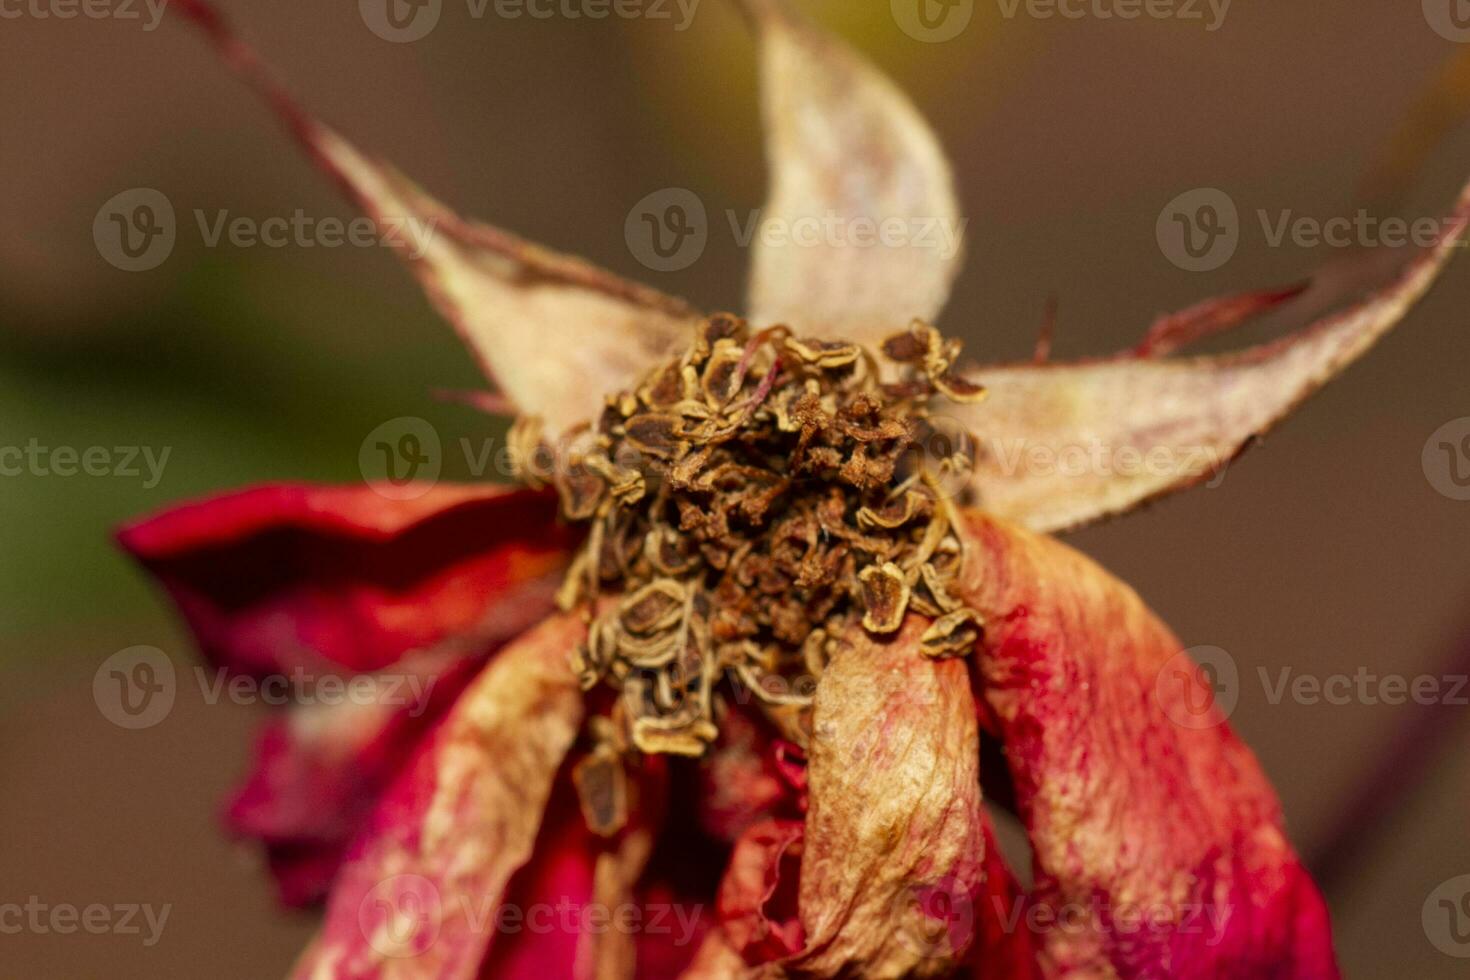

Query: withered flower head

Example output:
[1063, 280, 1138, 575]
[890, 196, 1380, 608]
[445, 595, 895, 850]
[118, 1, 1469, 977]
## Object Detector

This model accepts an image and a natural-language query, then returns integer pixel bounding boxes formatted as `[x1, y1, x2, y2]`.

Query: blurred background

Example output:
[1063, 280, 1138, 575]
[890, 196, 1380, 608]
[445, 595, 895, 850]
[3, 0, 1469, 975]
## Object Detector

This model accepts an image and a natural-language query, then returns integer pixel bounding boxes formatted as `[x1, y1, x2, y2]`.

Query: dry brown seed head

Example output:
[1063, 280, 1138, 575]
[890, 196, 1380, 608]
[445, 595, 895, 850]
[518, 314, 986, 758]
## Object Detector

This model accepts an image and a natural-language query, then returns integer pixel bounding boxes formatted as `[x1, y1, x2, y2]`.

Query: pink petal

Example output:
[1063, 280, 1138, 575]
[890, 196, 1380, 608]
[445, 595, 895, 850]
[225, 650, 484, 907]
[960, 180, 1470, 533]
[958, 511, 1339, 977]
[118, 482, 571, 676]
[171, 0, 701, 434]
[291, 612, 586, 979]
[739, 0, 964, 343]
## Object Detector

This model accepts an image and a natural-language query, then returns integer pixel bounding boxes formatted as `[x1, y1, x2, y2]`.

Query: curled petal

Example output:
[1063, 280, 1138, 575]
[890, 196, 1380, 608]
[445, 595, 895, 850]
[718, 819, 806, 963]
[118, 482, 570, 676]
[291, 613, 586, 979]
[958, 511, 1338, 978]
[482, 758, 667, 980]
[225, 650, 483, 907]
[740, 0, 964, 343]
[173, 0, 701, 433]
[960, 178, 1470, 533]
[787, 620, 985, 977]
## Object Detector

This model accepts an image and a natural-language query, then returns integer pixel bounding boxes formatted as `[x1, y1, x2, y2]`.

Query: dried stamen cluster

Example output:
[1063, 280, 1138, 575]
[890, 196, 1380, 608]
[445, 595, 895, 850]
[512, 314, 987, 767]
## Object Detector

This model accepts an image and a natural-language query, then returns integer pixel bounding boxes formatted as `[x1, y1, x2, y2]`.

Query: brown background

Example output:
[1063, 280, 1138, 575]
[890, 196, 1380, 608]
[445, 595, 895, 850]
[1, 0, 1467, 975]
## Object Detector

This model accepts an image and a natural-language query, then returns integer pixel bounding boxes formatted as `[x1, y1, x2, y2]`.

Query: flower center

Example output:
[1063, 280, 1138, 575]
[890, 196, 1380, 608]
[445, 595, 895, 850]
[512, 314, 986, 826]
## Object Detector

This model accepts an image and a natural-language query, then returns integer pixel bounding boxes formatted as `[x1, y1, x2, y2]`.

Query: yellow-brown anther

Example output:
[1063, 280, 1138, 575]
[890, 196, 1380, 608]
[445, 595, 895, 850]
[515, 314, 986, 757]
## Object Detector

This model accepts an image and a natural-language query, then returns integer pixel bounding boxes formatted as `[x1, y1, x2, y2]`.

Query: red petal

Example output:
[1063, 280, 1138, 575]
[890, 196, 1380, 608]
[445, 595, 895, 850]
[717, 819, 806, 963]
[959, 512, 1339, 977]
[291, 613, 586, 979]
[118, 482, 571, 676]
[225, 651, 484, 907]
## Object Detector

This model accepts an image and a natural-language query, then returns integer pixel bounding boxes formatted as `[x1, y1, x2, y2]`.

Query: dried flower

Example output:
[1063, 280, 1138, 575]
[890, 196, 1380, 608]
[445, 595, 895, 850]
[117, 1, 1470, 977]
